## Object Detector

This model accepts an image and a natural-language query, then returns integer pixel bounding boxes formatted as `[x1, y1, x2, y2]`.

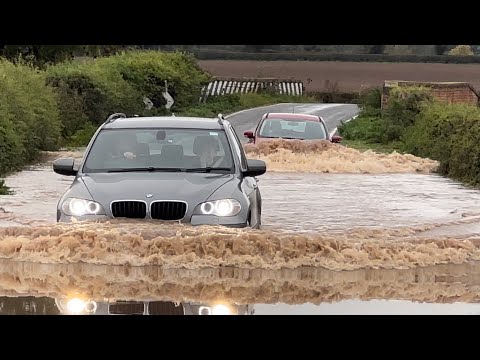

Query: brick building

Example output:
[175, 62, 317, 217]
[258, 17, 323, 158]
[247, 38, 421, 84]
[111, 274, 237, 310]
[381, 80, 480, 109]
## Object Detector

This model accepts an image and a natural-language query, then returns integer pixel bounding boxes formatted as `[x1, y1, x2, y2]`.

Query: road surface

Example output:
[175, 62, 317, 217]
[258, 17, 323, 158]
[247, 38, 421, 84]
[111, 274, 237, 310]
[225, 103, 359, 142]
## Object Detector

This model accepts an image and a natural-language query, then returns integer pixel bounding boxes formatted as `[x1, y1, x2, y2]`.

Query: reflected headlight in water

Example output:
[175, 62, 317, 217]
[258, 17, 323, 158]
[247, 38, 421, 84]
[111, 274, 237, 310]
[67, 298, 86, 314]
[62, 298, 97, 315]
[199, 304, 234, 315]
[212, 304, 232, 315]
[194, 199, 241, 217]
[62, 198, 105, 217]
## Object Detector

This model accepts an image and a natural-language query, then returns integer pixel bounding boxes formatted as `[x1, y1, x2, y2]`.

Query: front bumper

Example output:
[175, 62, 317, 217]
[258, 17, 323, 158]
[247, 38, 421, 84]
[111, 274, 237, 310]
[58, 213, 249, 228]
[190, 215, 248, 228]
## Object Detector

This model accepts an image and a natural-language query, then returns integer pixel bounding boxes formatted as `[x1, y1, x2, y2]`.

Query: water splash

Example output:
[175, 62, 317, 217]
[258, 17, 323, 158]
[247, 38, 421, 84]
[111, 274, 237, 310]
[1, 218, 480, 270]
[244, 140, 439, 174]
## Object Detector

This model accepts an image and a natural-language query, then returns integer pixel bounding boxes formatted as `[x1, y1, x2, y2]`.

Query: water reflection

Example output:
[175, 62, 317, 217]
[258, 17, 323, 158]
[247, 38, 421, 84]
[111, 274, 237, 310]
[0, 260, 480, 315]
[54, 298, 254, 316]
[0, 296, 253, 315]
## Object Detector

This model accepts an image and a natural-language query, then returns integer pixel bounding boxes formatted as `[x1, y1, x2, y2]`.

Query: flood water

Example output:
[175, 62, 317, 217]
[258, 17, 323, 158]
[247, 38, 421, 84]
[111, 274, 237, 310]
[1, 145, 480, 314]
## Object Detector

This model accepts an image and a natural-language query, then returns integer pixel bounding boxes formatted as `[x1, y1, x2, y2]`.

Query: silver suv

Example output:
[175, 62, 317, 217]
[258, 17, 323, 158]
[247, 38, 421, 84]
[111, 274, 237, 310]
[53, 113, 266, 228]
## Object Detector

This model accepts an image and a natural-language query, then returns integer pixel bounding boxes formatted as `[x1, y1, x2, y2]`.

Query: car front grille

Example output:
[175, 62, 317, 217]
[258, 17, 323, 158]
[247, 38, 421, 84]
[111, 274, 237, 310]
[111, 201, 147, 219]
[108, 302, 145, 315]
[148, 302, 184, 315]
[151, 201, 187, 220]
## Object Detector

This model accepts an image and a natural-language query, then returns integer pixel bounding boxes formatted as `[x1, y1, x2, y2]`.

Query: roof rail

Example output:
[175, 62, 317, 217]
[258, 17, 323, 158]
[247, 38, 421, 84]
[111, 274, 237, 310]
[105, 113, 127, 124]
[217, 113, 225, 125]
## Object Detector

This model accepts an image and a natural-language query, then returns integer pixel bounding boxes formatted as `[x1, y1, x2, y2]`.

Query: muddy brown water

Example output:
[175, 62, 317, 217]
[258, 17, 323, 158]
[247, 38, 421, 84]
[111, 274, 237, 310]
[1, 145, 480, 314]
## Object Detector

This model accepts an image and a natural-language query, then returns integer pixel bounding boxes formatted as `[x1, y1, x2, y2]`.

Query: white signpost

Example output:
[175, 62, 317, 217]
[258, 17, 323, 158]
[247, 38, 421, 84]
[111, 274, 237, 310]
[143, 97, 153, 110]
[163, 80, 174, 109]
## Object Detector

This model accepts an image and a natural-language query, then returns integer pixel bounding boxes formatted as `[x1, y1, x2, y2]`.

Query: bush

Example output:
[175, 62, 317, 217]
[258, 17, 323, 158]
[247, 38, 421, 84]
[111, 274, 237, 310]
[46, 60, 144, 139]
[0, 180, 11, 195]
[47, 51, 212, 142]
[404, 103, 480, 183]
[359, 87, 382, 109]
[68, 122, 99, 148]
[339, 86, 433, 145]
[99, 51, 210, 111]
[307, 91, 359, 104]
[375, 86, 434, 143]
[448, 45, 474, 56]
[0, 59, 61, 175]
[338, 116, 385, 143]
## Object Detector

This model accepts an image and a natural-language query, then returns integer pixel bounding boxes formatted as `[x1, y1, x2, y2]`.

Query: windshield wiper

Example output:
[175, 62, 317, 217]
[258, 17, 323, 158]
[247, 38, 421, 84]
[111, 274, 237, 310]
[107, 167, 186, 173]
[185, 167, 232, 173]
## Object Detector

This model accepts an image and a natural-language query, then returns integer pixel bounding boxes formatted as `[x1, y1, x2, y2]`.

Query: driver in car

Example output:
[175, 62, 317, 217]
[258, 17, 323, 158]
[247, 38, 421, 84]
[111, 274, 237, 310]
[195, 136, 223, 168]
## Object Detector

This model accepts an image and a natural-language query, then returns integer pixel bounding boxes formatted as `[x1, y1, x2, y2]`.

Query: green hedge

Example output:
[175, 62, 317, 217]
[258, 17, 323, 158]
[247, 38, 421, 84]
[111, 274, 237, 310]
[404, 103, 480, 184]
[0, 59, 61, 176]
[193, 50, 480, 64]
[339, 85, 480, 186]
[339, 86, 433, 144]
[46, 51, 211, 140]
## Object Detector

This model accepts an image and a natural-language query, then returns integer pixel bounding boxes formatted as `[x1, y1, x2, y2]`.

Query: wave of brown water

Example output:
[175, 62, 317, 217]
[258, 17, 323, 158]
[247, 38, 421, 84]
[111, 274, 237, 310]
[1, 260, 479, 305]
[244, 140, 439, 174]
[1, 219, 480, 270]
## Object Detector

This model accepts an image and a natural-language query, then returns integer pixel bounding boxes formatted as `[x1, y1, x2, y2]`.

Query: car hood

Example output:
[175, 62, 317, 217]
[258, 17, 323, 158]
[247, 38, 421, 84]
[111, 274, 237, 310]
[81, 172, 235, 206]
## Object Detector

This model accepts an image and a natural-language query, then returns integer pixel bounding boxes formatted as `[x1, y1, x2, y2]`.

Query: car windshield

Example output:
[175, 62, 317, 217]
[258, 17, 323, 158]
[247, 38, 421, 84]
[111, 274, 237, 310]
[259, 118, 327, 140]
[82, 128, 234, 173]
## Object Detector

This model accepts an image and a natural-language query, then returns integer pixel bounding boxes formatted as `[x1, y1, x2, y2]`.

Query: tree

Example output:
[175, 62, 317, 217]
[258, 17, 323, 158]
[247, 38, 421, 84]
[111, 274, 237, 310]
[434, 45, 448, 55]
[368, 45, 386, 54]
[244, 45, 266, 52]
[0, 45, 80, 66]
[448, 45, 474, 56]
[0, 45, 136, 67]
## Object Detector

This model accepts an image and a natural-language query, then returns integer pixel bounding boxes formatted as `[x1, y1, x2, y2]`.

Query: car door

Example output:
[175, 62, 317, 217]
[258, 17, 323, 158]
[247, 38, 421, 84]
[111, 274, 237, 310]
[253, 114, 268, 143]
[226, 123, 260, 223]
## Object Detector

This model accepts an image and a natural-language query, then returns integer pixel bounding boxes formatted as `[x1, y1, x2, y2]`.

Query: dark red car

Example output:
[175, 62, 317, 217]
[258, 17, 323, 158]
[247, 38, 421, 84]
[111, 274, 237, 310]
[243, 112, 342, 144]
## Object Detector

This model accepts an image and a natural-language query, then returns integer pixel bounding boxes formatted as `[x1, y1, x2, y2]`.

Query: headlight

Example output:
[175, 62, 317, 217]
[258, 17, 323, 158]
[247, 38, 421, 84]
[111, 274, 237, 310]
[194, 199, 241, 217]
[62, 198, 105, 217]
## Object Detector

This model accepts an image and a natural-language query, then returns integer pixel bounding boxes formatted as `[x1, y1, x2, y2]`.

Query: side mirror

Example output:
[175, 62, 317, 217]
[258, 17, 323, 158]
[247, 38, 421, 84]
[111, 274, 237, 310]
[244, 131, 254, 139]
[244, 159, 266, 177]
[53, 158, 77, 176]
[331, 135, 342, 143]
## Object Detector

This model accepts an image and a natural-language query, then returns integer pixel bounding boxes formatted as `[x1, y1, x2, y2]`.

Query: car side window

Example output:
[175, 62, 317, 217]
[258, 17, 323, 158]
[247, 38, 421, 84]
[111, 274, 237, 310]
[227, 124, 248, 171]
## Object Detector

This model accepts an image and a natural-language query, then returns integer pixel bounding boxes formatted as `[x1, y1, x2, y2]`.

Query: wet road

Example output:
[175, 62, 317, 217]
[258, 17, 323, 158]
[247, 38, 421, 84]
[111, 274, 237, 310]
[2, 103, 480, 314]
